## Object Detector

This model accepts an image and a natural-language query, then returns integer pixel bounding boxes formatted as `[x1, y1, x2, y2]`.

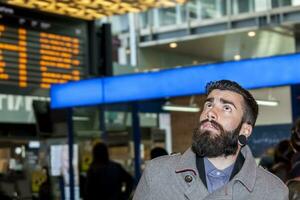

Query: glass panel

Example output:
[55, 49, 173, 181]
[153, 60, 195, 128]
[139, 11, 150, 29]
[271, 0, 280, 7]
[158, 7, 177, 26]
[201, 0, 227, 19]
[111, 14, 129, 34]
[283, 0, 292, 6]
[270, 0, 291, 8]
[231, 0, 254, 14]
[254, 0, 269, 12]
[291, 0, 300, 6]
[187, 0, 199, 20]
[73, 107, 101, 137]
[105, 111, 128, 131]
[178, 5, 187, 23]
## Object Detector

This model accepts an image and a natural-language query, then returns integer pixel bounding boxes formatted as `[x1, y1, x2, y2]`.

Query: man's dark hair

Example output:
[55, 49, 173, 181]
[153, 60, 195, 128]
[92, 142, 109, 164]
[150, 147, 168, 159]
[205, 80, 258, 126]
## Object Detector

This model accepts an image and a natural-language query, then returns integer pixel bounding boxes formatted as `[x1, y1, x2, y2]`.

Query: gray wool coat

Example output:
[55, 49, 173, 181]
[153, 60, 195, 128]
[133, 146, 288, 200]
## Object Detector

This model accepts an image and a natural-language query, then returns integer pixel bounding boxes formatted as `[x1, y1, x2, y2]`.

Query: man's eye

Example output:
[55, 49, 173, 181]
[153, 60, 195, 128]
[223, 105, 232, 112]
[206, 103, 212, 108]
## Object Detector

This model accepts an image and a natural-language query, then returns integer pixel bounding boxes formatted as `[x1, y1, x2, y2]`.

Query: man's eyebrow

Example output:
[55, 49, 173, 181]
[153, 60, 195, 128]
[204, 97, 214, 103]
[220, 98, 237, 109]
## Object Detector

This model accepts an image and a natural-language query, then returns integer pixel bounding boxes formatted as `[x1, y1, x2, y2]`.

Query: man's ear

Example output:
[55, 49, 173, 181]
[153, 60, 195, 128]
[240, 123, 253, 138]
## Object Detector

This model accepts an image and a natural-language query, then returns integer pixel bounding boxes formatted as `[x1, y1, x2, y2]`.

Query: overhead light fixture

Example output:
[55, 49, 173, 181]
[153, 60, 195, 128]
[169, 42, 177, 48]
[28, 141, 40, 149]
[162, 97, 200, 112]
[15, 147, 22, 155]
[234, 54, 241, 61]
[72, 116, 90, 121]
[162, 104, 200, 112]
[255, 89, 280, 106]
[256, 100, 279, 107]
[248, 31, 256, 37]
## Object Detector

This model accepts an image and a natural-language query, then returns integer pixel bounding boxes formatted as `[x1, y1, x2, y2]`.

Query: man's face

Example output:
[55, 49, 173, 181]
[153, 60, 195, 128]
[199, 89, 244, 135]
[192, 89, 246, 157]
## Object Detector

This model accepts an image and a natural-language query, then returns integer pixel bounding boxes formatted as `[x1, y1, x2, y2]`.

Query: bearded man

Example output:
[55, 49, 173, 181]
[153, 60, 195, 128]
[133, 80, 288, 200]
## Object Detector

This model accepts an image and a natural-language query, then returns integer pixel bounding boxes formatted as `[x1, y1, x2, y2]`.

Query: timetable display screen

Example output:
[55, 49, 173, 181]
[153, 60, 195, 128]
[0, 3, 88, 90]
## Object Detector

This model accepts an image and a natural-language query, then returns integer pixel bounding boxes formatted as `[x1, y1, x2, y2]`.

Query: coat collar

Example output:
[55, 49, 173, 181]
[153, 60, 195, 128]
[174, 145, 257, 197]
[175, 148, 198, 176]
[232, 145, 257, 192]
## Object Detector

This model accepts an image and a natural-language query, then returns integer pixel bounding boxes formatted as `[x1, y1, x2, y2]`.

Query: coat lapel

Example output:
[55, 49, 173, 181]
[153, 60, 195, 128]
[174, 148, 209, 200]
[232, 146, 257, 192]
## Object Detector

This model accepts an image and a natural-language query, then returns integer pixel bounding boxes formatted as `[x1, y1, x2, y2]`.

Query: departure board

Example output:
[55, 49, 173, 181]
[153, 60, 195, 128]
[0, 3, 88, 90]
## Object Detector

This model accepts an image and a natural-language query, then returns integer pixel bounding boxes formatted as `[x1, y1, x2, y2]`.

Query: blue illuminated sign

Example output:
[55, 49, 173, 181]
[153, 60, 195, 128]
[51, 53, 300, 108]
[50, 79, 104, 108]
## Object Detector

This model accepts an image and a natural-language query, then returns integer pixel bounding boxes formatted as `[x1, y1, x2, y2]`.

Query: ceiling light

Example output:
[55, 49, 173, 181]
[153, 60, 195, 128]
[256, 100, 279, 107]
[15, 147, 22, 155]
[248, 31, 256, 37]
[29, 141, 40, 149]
[169, 42, 177, 48]
[162, 102, 200, 112]
[72, 116, 90, 121]
[234, 54, 241, 61]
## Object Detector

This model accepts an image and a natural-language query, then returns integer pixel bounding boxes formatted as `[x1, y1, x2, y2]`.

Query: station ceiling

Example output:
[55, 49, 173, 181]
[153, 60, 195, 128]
[148, 27, 294, 65]
[3, 0, 186, 20]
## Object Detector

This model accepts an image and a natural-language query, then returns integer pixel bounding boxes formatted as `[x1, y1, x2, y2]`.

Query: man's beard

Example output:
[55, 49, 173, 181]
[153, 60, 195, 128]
[191, 119, 243, 157]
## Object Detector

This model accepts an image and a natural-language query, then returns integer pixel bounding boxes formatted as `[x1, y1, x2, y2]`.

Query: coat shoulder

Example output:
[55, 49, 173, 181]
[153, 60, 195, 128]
[148, 153, 182, 168]
[256, 166, 288, 197]
[133, 153, 184, 200]
[257, 166, 286, 187]
[144, 153, 181, 176]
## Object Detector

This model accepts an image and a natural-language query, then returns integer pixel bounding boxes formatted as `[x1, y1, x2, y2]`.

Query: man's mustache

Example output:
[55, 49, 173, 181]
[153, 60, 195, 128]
[199, 119, 224, 132]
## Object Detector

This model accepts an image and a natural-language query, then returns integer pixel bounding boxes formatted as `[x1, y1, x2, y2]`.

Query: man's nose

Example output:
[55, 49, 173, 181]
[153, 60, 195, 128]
[207, 109, 217, 121]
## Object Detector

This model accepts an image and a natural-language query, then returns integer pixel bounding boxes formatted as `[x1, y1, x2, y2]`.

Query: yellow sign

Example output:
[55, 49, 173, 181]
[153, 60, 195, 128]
[31, 170, 46, 193]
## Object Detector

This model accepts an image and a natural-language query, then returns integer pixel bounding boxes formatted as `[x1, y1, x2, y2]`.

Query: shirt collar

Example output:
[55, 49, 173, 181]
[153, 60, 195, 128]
[196, 149, 246, 189]
[203, 157, 234, 179]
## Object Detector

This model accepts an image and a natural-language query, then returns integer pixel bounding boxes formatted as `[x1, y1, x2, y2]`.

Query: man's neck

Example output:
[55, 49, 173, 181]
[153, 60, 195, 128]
[207, 150, 240, 170]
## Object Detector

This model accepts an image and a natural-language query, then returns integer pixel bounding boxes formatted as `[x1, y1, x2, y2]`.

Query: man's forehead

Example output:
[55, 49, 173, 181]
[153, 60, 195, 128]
[206, 89, 244, 105]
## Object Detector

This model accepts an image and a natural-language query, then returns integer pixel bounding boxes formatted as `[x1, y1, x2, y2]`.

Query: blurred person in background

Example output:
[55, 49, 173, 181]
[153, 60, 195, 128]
[84, 142, 133, 200]
[287, 152, 300, 200]
[0, 193, 11, 200]
[259, 147, 275, 171]
[38, 166, 52, 200]
[291, 118, 300, 152]
[150, 147, 168, 159]
[134, 80, 288, 200]
[286, 119, 300, 200]
[270, 140, 294, 182]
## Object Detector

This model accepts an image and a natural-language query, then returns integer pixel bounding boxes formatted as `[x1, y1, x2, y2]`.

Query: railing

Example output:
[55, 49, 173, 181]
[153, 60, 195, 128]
[107, 0, 298, 34]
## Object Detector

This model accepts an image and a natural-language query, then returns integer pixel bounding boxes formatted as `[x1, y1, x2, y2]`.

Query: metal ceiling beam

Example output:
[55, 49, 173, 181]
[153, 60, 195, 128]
[3, 0, 187, 20]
